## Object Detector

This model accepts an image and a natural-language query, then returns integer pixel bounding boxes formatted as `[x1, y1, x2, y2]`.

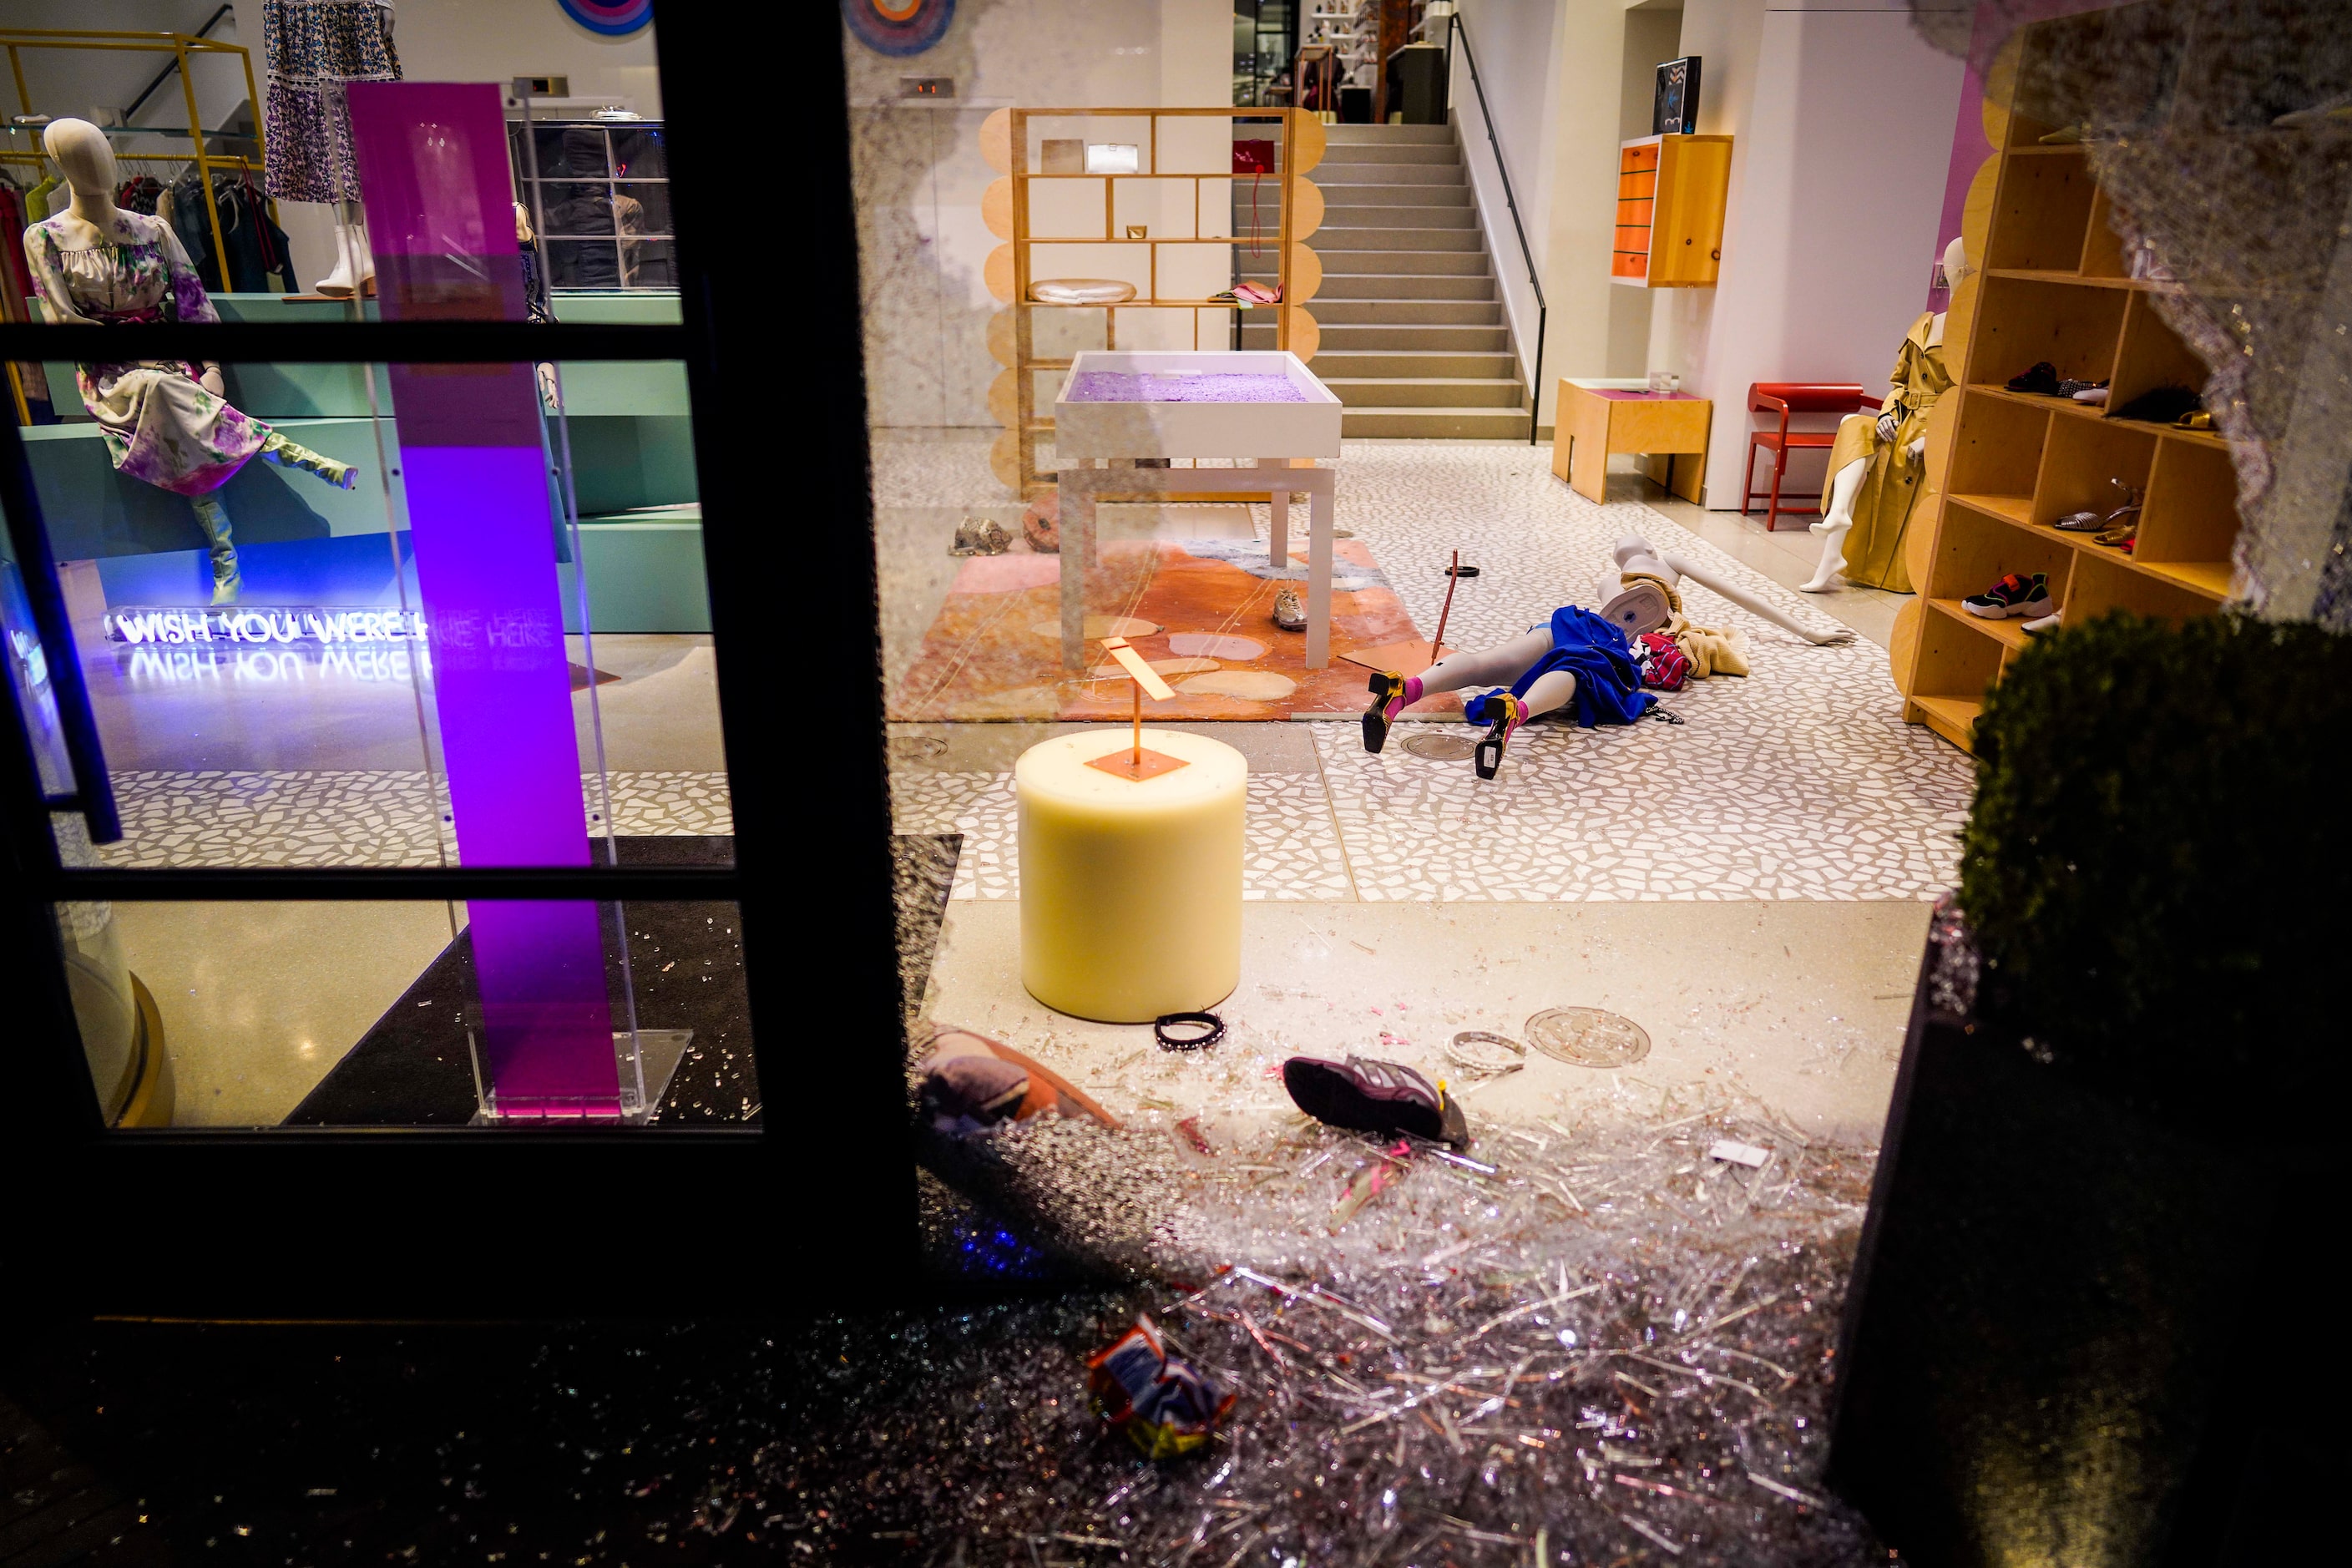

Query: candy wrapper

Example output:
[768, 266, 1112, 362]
[1086, 1314, 1233, 1459]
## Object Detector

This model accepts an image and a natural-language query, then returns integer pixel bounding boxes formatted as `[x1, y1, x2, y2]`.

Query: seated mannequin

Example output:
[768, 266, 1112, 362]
[1802, 236, 1971, 594]
[1360, 534, 1854, 780]
[23, 119, 357, 605]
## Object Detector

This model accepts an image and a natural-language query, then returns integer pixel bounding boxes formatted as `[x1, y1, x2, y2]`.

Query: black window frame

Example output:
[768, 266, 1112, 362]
[0, 2, 910, 1317]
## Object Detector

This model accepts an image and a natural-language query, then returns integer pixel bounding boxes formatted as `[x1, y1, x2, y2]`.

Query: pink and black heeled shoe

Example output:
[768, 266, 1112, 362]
[1472, 693, 1529, 781]
[1361, 670, 1417, 753]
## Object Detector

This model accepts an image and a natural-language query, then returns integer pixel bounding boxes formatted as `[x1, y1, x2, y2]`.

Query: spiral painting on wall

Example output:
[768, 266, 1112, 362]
[558, 0, 652, 36]
[842, 0, 957, 57]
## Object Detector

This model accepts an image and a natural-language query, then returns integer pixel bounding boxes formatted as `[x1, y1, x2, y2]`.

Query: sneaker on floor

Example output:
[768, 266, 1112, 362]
[1282, 1054, 1469, 1148]
[1962, 571, 2052, 620]
[1270, 585, 1306, 632]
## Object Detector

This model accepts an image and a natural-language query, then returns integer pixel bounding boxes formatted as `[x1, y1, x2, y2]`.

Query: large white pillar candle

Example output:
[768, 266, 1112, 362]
[1015, 727, 1246, 1022]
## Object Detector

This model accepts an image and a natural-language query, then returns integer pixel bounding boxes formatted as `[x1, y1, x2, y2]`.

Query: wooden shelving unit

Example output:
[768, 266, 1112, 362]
[1892, 13, 2244, 755]
[978, 107, 1325, 498]
[1610, 134, 1732, 288]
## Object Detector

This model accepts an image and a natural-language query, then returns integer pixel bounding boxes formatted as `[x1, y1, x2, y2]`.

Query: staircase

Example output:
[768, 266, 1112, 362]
[1240, 123, 1530, 439]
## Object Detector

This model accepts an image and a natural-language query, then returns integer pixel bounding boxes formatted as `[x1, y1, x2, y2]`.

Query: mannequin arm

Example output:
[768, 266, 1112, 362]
[1660, 551, 1856, 645]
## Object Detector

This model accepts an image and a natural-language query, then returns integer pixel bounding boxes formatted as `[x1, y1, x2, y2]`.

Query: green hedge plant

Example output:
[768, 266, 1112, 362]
[1960, 611, 2350, 1126]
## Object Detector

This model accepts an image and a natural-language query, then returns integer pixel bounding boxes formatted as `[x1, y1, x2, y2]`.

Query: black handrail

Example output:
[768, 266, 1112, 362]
[1446, 12, 1547, 445]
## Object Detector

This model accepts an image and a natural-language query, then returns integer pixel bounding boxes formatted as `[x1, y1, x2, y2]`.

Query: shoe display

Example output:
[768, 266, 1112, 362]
[2006, 362, 2061, 396]
[2055, 377, 2108, 399]
[948, 518, 1011, 556]
[1270, 585, 1306, 631]
[1466, 690, 1529, 781]
[1963, 571, 2053, 620]
[2071, 385, 2109, 405]
[1282, 1054, 1470, 1148]
[2054, 509, 2102, 531]
[2023, 609, 2062, 636]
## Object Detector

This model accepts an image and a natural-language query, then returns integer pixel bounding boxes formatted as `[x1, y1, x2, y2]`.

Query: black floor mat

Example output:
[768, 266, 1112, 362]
[284, 834, 960, 1126]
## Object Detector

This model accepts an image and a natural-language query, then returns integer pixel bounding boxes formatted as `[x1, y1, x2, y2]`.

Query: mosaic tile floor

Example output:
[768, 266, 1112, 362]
[886, 439, 1970, 902]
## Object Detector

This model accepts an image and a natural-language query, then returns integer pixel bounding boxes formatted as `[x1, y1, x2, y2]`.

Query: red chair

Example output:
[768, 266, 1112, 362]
[1743, 382, 1880, 530]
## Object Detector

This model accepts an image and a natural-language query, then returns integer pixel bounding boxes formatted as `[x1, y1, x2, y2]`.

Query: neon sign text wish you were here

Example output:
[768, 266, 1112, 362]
[104, 606, 429, 645]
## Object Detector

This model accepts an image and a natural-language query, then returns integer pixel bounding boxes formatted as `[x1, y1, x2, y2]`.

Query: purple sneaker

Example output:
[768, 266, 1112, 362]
[1282, 1055, 1469, 1148]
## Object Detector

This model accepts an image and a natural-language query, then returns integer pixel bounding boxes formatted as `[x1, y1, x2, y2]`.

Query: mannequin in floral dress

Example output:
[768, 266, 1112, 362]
[23, 119, 356, 604]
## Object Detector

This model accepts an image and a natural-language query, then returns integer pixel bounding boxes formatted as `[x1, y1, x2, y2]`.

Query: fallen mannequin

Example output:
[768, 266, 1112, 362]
[1360, 534, 1851, 779]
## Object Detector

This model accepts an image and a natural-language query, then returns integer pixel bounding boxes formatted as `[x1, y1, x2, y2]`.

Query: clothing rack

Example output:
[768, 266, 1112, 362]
[1, 27, 273, 306]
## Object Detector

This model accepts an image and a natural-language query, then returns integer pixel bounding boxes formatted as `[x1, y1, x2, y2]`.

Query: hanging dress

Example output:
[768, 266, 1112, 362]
[261, 0, 402, 204]
[23, 210, 268, 496]
[1818, 311, 1952, 593]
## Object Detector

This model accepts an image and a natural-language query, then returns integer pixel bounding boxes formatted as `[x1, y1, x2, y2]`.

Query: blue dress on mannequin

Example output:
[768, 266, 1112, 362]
[1461, 606, 1656, 729]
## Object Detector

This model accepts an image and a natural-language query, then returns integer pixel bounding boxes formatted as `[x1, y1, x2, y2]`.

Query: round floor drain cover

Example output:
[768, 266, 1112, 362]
[1526, 1007, 1651, 1068]
[1402, 731, 1479, 761]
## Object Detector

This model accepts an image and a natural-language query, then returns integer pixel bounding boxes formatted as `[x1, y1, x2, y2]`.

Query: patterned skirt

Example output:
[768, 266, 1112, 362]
[261, 0, 402, 204]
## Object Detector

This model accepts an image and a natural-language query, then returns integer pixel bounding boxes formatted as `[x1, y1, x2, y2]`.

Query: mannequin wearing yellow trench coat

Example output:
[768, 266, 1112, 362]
[1803, 311, 1950, 594]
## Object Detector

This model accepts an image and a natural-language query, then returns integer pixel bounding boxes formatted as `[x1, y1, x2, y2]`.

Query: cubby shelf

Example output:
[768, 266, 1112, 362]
[1895, 10, 2246, 753]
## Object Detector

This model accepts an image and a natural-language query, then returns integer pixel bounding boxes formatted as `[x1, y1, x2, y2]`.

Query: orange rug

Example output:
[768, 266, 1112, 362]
[889, 539, 1463, 722]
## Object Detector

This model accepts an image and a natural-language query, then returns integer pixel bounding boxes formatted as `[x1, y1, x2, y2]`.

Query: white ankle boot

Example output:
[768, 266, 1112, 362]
[314, 216, 376, 298]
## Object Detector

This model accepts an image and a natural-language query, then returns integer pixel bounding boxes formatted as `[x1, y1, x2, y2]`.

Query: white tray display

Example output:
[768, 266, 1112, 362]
[1053, 351, 1343, 462]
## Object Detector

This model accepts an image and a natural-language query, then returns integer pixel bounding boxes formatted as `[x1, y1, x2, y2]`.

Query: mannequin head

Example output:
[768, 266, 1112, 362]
[1940, 235, 1974, 291]
[43, 118, 117, 200]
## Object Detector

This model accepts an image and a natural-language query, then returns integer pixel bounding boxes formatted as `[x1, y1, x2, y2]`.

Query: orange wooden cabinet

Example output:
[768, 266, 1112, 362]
[1611, 134, 1732, 288]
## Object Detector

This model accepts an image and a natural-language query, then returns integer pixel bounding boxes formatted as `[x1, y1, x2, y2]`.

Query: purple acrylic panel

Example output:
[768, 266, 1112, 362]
[349, 82, 620, 1117]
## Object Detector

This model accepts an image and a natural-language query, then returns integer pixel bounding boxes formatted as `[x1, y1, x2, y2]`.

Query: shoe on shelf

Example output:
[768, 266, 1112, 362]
[2054, 509, 2102, 531]
[2023, 609, 2062, 636]
[1963, 571, 2053, 620]
[2094, 521, 2138, 549]
[2055, 377, 2109, 398]
[2071, 385, 2110, 405]
[1270, 585, 1306, 632]
[2006, 362, 2061, 396]
[1282, 1054, 1469, 1148]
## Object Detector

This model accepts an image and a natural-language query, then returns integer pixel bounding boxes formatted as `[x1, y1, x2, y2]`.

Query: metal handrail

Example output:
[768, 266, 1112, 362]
[1446, 12, 1546, 444]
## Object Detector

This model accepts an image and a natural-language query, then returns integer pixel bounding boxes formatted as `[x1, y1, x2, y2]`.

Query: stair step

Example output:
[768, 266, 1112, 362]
[1253, 249, 1489, 277]
[1307, 348, 1521, 379]
[1308, 162, 1465, 186]
[1323, 124, 1455, 144]
[1298, 203, 1476, 229]
[1319, 184, 1472, 207]
[1317, 143, 1461, 166]
[1309, 273, 1498, 300]
[1322, 376, 1529, 409]
[1312, 225, 1484, 252]
[1280, 298, 1503, 326]
[1247, 321, 1510, 351]
[1342, 405, 1535, 439]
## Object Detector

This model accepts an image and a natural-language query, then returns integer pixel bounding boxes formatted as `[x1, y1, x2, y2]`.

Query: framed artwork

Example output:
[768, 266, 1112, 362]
[1653, 56, 1702, 136]
[842, 0, 959, 57]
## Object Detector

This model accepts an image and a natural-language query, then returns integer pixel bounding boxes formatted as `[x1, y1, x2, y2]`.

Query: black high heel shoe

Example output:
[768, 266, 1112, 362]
[1362, 671, 1405, 753]
[1473, 695, 1528, 781]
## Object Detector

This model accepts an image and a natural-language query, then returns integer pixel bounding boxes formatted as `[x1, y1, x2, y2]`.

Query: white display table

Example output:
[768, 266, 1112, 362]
[1050, 350, 1344, 670]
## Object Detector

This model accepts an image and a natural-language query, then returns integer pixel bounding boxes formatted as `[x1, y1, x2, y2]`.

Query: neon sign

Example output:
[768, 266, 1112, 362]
[104, 606, 429, 645]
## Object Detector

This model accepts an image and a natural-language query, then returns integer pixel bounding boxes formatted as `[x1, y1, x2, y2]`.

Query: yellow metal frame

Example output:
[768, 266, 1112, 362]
[2, 28, 273, 320]
[1004, 106, 1306, 498]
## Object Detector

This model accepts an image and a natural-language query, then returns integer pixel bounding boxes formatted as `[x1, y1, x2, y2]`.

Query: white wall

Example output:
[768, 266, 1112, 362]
[1649, 0, 1965, 507]
[846, 0, 1231, 429]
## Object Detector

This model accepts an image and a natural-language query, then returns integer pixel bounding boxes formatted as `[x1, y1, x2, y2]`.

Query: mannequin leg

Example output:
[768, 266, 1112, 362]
[1363, 627, 1552, 753]
[191, 494, 240, 605]
[258, 430, 358, 490]
[1518, 668, 1579, 719]
[1801, 458, 1868, 593]
[1658, 552, 1856, 645]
